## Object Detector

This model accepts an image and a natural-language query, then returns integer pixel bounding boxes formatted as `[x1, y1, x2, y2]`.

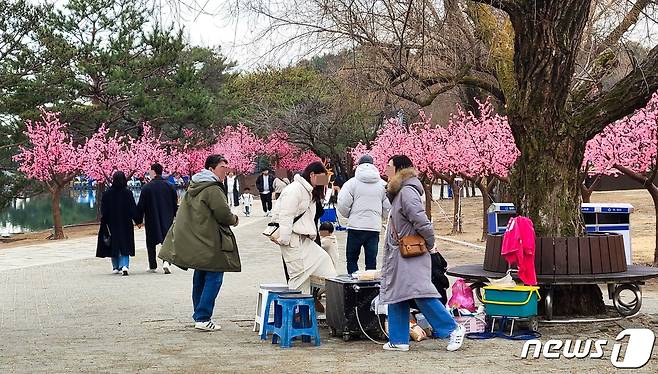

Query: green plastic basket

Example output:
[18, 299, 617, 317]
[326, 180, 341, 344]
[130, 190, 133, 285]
[482, 285, 541, 318]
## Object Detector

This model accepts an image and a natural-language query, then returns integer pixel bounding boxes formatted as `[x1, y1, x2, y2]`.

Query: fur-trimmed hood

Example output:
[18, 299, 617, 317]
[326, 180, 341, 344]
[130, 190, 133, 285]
[386, 168, 423, 201]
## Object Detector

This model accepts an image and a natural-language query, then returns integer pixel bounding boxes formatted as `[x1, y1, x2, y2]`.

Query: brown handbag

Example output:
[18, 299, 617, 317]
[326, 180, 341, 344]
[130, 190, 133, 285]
[390, 217, 427, 258]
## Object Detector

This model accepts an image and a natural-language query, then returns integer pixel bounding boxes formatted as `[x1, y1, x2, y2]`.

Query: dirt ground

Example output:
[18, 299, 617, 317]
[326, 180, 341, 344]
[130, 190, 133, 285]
[432, 189, 656, 265]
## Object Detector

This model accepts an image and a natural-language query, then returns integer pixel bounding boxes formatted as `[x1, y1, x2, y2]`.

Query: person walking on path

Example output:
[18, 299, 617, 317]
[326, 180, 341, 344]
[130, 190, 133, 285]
[273, 173, 290, 200]
[269, 161, 337, 294]
[256, 168, 275, 216]
[224, 170, 240, 213]
[379, 155, 464, 352]
[96, 171, 139, 276]
[240, 187, 254, 217]
[136, 163, 178, 274]
[159, 154, 240, 332]
[337, 155, 390, 274]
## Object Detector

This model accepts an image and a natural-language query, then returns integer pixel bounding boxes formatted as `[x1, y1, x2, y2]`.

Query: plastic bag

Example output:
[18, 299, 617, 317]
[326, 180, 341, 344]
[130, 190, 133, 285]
[448, 278, 476, 312]
[370, 295, 388, 315]
[487, 271, 516, 288]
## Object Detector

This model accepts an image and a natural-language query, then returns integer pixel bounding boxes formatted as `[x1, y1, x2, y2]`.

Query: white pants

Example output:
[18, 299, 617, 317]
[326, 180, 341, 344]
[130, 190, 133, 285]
[280, 235, 337, 293]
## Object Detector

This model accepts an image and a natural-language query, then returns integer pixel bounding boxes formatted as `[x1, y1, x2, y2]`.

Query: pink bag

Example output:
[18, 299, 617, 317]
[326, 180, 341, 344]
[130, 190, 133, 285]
[448, 278, 476, 312]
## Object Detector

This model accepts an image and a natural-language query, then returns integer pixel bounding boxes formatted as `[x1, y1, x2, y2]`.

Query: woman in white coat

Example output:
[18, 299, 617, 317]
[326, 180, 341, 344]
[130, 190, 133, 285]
[270, 162, 337, 293]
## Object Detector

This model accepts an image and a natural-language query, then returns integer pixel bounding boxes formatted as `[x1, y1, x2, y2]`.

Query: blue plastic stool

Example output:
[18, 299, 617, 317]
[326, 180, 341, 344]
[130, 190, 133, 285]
[271, 294, 321, 348]
[260, 289, 302, 340]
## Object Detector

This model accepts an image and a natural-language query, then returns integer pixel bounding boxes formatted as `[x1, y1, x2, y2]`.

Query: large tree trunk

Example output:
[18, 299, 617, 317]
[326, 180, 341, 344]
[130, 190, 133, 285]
[504, 0, 600, 315]
[50, 188, 65, 240]
[510, 135, 587, 236]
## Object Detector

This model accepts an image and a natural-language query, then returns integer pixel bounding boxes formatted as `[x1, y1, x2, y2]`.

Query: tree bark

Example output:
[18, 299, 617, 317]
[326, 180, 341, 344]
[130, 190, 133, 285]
[541, 285, 606, 316]
[510, 134, 587, 236]
[95, 182, 105, 222]
[476, 176, 496, 241]
[486, 0, 598, 315]
[50, 188, 65, 240]
[421, 176, 434, 221]
[451, 181, 463, 234]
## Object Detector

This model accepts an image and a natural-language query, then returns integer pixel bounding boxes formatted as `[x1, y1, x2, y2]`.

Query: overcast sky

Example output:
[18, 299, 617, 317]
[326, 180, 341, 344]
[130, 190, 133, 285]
[44, 0, 658, 71]
[156, 0, 311, 70]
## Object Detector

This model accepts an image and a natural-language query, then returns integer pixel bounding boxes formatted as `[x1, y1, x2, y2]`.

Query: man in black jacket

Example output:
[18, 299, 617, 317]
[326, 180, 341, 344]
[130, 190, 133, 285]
[137, 163, 178, 273]
[255, 169, 275, 216]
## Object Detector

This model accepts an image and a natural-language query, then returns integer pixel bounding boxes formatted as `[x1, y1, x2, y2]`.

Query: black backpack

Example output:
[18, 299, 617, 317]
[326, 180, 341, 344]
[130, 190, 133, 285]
[431, 252, 450, 305]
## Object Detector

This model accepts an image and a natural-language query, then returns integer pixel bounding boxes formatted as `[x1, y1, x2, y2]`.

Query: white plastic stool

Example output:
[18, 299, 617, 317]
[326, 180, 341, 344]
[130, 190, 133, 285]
[254, 283, 290, 335]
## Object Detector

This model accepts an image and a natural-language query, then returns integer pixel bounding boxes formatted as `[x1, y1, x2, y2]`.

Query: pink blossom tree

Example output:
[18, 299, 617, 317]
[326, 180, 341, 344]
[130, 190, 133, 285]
[166, 129, 210, 177]
[12, 109, 81, 239]
[81, 123, 167, 182]
[262, 131, 321, 173]
[585, 92, 658, 265]
[213, 124, 264, 174]
[80, 125, 125, 184]
[282, 150, 321, 173]
[351, 116, 464, 231]
[448, 98, 519, 240]
[264, 132, 296, 168]
[120, 124, 168, 178]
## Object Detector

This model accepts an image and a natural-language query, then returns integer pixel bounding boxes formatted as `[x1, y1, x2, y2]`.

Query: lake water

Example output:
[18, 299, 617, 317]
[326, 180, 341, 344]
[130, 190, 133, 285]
[0, 189, 142, 235]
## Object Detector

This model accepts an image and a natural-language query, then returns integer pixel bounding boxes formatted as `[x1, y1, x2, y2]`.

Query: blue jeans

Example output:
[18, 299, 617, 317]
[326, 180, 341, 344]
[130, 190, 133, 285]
[111, 255, 129, 270]
[388, 298, 457, 345]
[346, 229, 379, 274]
[192, 270, 224, 322]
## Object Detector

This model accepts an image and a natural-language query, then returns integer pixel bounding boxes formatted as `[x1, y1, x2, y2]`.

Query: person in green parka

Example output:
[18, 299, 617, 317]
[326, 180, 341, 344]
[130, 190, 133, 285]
[159, 154, 240, 332]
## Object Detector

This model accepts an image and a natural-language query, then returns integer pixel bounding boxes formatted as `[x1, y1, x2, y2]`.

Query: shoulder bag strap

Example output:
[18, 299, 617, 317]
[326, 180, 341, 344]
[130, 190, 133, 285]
[390, 185, 421, 242]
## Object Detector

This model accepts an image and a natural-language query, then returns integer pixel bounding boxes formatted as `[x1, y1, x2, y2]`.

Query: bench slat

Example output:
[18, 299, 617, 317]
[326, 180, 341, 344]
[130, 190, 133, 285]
[567, 237, 580, 274]
[541, 237, 554, 275]
[590, 237, 603, 273]
[600, 236, 612, 273]
[579, 237, 592, 274]
[554, 238, 568, 275]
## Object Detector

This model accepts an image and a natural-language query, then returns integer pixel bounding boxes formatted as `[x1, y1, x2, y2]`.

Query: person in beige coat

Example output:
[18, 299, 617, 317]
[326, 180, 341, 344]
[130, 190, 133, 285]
[269, 162, 337, 293]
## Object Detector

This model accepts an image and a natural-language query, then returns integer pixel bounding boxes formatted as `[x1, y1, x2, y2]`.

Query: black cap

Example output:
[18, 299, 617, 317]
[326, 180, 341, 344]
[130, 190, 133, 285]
[358, 155, 374, 165]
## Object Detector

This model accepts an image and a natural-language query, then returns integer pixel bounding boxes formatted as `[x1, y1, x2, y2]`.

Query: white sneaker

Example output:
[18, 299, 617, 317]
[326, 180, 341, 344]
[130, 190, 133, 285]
[112, 269, 120, 274]
[163, 262, 171, 274]
[121, 266, 129, 276]
[382, 342, 409, 352]
[195, 321, 221, 331]
[146, 269, 157, 273]
[447, 324, 465, 351]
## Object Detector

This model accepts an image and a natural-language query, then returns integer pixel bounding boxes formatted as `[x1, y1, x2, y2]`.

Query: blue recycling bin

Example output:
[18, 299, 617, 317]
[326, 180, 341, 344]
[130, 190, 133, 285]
[487, 202, 634, 265]
[487, 203, 516, 234]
